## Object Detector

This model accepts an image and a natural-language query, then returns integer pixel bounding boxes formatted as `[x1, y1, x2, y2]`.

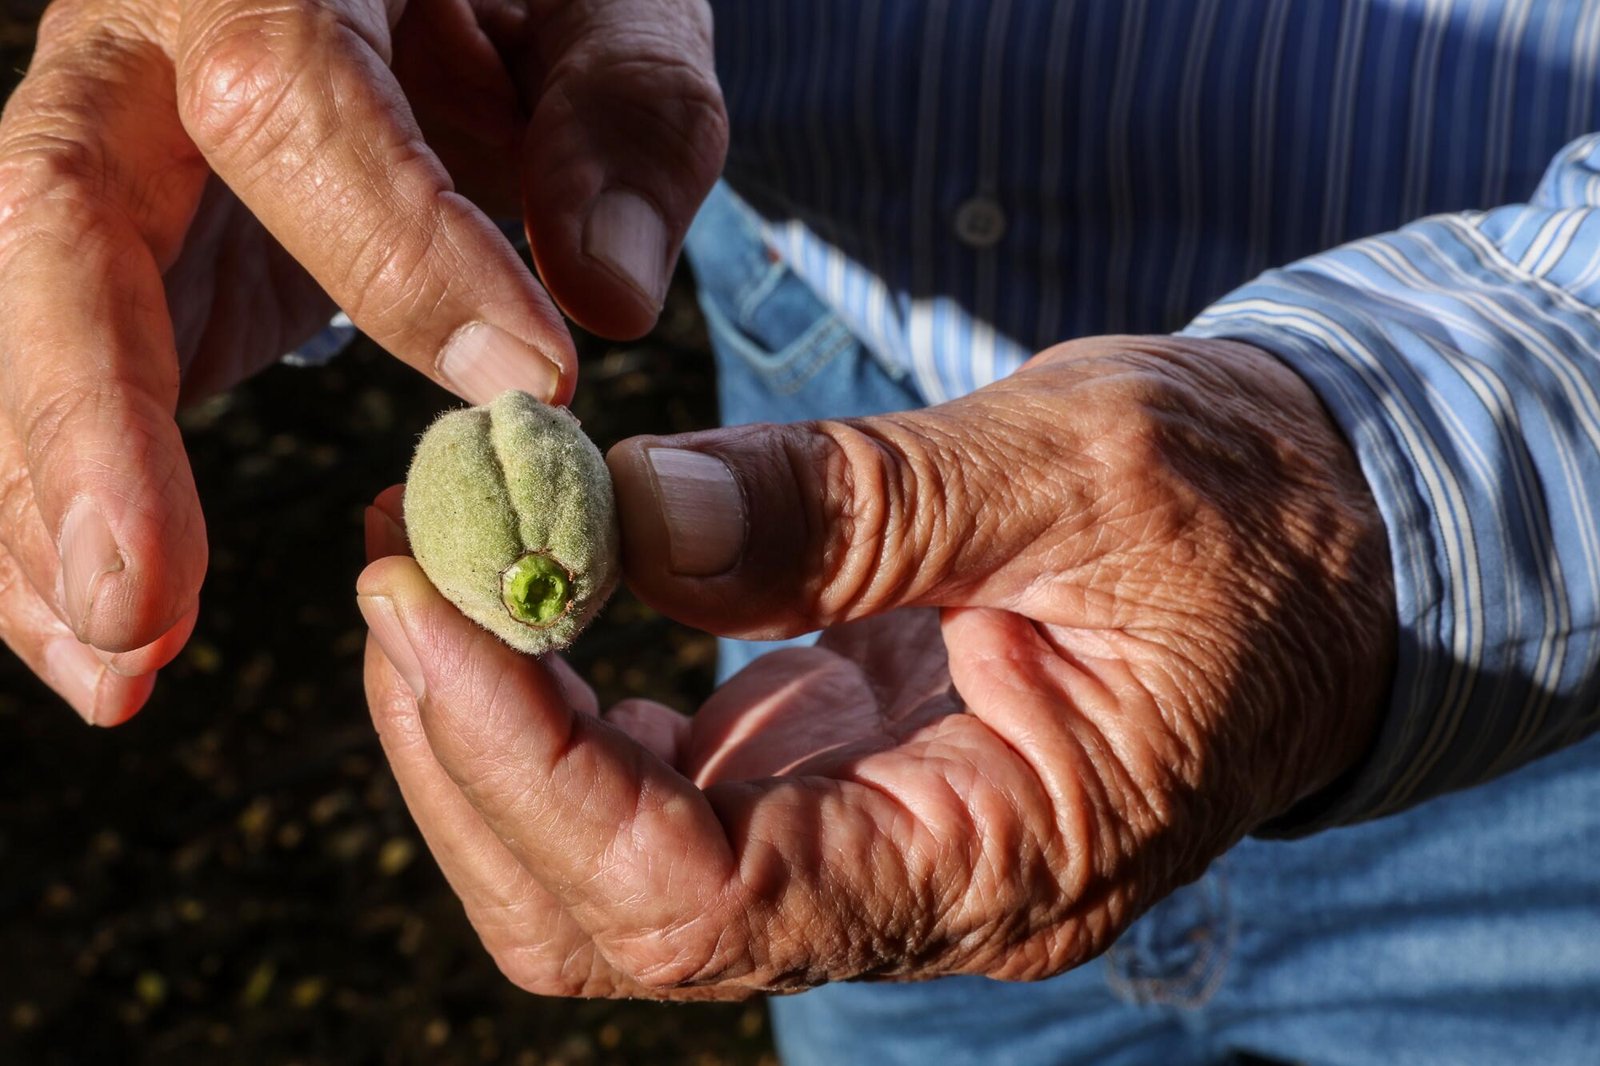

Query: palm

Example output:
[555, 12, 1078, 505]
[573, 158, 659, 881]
[382, 607, 1074, 999]
[411, 603, 1161, 999]
[680, 610, 962, 785]
[446, 610, 966, 996]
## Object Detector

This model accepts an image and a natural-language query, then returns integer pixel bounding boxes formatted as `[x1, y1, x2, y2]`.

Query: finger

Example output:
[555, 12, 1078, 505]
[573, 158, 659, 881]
[939, 605, 1134, 851]
[0, 420, 193, 700]
[174, 0, 577, 406]
[545, 653, 599, 717]
[682, 614, 962, 785]
[363, 633, 632, 997]
[95, 604, 200, 679]
[0, 541, 160, 726]
[355, 555, 740, 965]
[518, 1, 727, 340]
[365, 630, 739, 1000]
[0, 330, 201, 656]
[388, 0, 525, 212]
[372, 484, 407, 528]
[605, 362, 1100, 638]
[367, 483, 410, 555]
[364, 506, 410, 562]
[366, 485, 605, 715]
[0, 76, 209, 650]
[604, 698, 687, 764]
[680, 646, 872, 783]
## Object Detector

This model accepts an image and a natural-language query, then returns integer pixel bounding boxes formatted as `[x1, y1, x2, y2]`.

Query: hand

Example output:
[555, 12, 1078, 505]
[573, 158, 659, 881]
[0, 0, 727, 722]
[356, 335, 1396, 996]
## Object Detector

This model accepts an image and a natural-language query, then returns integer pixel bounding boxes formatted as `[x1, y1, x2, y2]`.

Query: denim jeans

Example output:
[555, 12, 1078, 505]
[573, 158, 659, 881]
[683, 182, 1600, 1065]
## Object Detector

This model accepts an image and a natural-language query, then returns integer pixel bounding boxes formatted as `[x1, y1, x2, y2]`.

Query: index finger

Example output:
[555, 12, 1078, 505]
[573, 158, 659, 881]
[174, 0, 576, 405]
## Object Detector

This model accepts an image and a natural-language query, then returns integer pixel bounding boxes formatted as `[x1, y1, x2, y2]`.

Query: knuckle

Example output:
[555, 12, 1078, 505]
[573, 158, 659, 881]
[616, 53, 728, 168]
[33, 0, 90, 45]
[176, 7, 313, 159]
[549, 46, 729, 186]
[482, 936, 585, 998]
[33, 0, 157, 53]
[333, 211, 440, 327]
[1074, 366, 1209, 534]
[808, 426, 894, 619]
[18, 385, 97, 477]
[0, 35, 204, 254]
[803, 420, 957, 621]
[0, 127, 97, 189]
[0, 136, 104, 246]
[602, 916, 741, 993]
[0, 456, 36, 551]
[681, 76, 730, 159]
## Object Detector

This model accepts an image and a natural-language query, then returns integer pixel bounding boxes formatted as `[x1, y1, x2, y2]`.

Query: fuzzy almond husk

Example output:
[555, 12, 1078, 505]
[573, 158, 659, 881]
[404, 390, 620, 655]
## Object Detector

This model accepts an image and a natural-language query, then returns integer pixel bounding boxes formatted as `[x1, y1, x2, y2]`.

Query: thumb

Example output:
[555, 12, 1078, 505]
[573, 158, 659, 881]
[605, 397, 1085, 639]
[519, 1, 727, 340]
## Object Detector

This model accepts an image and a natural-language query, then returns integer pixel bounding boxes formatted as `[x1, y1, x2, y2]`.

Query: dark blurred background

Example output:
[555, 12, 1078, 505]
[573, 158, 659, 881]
[0, 3, 776, 1062]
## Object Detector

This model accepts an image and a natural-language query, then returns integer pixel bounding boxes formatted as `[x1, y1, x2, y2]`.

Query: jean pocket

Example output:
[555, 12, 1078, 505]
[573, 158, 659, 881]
[697, 268, 858, 396]
[686, 182, 863, 396]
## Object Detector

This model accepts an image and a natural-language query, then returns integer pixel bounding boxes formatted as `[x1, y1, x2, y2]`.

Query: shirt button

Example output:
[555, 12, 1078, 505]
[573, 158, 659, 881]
[953, 196, 1007, 248]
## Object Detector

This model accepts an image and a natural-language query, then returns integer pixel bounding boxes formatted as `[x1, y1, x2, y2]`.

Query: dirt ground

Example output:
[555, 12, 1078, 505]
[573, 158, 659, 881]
[0, 4, 777, 1062]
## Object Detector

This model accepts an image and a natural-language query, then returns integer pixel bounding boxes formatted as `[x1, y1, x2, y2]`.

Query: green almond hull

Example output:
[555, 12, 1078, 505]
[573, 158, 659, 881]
[404, 390, 621, 655]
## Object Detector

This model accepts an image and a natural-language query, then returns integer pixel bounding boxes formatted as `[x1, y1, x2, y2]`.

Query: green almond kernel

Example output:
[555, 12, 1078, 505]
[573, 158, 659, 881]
[403, 390, 620, 655]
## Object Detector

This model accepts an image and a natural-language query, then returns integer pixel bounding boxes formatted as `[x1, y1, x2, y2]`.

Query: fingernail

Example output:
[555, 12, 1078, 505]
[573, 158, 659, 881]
[92, 645, 156, 680]
[437, 322, 561, 405]
[91, 603, 200, 678]
[357, 594, 427, 701]
[58, 498, 125, 640]
[92, 644, 137, 677]
[584, 189, 670, 309]
[45, 636, 106, 725]
[364, 507, 409, 562]
[646, 448, 745, 576]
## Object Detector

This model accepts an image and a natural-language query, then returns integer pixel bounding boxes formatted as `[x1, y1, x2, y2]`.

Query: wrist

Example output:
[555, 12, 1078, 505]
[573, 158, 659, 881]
[1064, 335, 1395, 823]
[1172, 336, 1395, 815]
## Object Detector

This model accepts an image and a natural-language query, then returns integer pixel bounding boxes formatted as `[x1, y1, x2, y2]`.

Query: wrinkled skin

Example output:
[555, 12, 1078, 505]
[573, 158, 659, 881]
[0, 0, 726, 722]
[358, 336, 1396, 998]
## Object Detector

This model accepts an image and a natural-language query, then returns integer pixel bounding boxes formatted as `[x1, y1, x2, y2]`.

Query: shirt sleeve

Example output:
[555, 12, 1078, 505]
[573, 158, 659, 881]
[1181, 131, 1600, 835]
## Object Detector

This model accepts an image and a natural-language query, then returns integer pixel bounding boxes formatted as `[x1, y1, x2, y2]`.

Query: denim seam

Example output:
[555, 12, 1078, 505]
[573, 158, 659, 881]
[766, 324, 856, 396]
[735, 259, 789, 324]
[1104, 872, 1236, 1010]
[702, 291, 858, 396]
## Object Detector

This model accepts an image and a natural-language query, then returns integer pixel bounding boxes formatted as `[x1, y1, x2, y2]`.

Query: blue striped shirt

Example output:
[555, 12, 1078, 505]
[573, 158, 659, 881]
[708, 0, 1600, 831]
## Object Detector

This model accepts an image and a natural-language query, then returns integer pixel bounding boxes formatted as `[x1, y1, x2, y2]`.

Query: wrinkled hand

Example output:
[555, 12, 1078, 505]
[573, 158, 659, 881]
[0, 0, 726, 722]
[356, 336, 1396, 998]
